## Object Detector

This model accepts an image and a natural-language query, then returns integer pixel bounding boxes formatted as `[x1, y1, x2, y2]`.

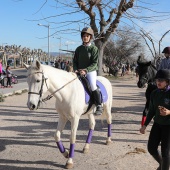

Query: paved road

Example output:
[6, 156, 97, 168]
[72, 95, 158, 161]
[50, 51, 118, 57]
[11, 68, 27, 83]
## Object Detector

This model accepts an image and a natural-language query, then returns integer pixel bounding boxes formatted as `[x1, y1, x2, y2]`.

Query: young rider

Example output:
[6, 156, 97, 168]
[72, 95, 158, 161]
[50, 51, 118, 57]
[140, 69, 170, 170]
[6, 65, 12, 88]
[73, 27, 102, 115]
[158, 46, 170, 70]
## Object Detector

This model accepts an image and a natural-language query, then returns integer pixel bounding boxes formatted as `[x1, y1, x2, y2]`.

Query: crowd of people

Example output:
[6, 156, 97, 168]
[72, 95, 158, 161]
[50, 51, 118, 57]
[54, 58, 73, 72]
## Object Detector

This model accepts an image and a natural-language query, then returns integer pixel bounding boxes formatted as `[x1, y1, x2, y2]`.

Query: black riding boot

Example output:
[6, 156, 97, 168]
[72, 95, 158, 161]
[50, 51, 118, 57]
[161, 157, 170, 170]
[152, 152, 162, 170]
[93, 89, 103, 116]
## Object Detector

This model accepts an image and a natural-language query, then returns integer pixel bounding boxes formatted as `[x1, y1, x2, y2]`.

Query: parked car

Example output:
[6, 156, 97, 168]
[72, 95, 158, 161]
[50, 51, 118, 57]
[7, 59, 20, 66]
[45, 61, 55, 67]
[40, 61, 47, 65]
[7, 59, 14, 66]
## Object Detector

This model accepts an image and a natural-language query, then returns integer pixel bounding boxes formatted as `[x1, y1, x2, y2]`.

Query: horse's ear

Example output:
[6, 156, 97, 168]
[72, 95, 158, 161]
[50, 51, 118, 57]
[23, 62, 30, 70]
[35, 60, 41, 70]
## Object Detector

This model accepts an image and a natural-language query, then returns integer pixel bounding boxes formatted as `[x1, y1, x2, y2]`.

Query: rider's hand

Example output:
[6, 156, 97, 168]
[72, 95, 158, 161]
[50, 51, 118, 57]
[140, 125, 146, 134]
[79, 69, 87, 76]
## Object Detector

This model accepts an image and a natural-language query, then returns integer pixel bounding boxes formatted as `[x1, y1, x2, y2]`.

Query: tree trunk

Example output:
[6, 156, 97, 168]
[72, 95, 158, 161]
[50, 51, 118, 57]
[95, 40, 105, 76]
[14, 57, 16, 69]
[21, 54, 23, 68]
[3, 53, 7, 67]
[98, 47, 104, 76]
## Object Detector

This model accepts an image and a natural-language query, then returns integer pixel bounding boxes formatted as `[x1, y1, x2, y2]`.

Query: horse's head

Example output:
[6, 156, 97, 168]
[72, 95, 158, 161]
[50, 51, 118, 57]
[24, 60, 49, 110]
[137, 61, 155, 88]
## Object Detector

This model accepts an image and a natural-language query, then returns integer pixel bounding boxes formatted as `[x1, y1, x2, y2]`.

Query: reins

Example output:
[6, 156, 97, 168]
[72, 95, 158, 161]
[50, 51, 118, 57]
[42, 76, 78, 102]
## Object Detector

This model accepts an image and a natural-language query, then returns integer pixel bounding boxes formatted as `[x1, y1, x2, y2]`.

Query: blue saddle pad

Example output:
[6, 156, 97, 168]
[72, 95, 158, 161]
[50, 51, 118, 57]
[83, 80, 108, 104]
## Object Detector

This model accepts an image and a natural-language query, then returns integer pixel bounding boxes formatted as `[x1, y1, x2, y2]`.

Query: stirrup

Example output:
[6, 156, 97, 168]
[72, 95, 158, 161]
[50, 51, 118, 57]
[94, 105, 103, 116]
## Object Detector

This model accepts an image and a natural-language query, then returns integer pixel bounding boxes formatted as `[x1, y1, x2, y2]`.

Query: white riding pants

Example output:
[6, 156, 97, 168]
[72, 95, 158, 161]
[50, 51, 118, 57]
[86, 71, 97, 91]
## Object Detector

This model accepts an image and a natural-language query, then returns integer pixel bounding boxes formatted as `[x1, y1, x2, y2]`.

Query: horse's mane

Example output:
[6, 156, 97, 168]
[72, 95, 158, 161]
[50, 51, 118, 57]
[28, 60, 76, 78]
[150, 63, 157, 71]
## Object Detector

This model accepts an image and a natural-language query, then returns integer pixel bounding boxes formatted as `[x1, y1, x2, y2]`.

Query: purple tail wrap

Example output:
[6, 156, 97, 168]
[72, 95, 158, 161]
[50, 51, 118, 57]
[108, 124, 111, 137]
[56, 141, 65, 153]
[86, 129, 93, 143]
[69, 144, 75, 158]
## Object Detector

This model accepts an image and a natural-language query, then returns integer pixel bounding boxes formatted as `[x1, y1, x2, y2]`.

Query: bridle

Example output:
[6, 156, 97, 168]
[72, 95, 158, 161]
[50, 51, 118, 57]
[28, 71, 48, 107]
[139, 64, 157, 83]
[28, 70, 78, 106]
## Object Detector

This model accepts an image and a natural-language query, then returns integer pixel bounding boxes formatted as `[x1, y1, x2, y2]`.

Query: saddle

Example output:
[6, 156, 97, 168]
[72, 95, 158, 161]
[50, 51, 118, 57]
[78, 75, 108, 104]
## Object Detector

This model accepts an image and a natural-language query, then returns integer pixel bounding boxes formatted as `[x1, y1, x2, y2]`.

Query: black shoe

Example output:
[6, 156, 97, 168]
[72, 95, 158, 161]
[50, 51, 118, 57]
[94, 105, 103, 116]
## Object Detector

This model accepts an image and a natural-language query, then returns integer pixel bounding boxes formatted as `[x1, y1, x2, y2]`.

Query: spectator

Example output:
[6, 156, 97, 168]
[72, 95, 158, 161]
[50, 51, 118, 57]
[6, 65, 12, 88]
[158, 47, 170, 70]
[121, 65, 126, 76]
[54, 60, 59, 68]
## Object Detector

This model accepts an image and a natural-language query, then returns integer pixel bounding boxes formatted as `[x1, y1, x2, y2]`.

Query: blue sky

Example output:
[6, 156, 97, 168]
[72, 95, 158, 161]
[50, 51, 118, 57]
[0, 0, 170, 57]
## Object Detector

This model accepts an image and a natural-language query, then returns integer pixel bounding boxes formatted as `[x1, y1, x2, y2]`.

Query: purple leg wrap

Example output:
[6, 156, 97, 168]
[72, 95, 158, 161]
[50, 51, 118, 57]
[56, 141, 65, 153]
[69, 143, 75, 158]
[86, 129, 93, 143]
[108, 124, 111, 137]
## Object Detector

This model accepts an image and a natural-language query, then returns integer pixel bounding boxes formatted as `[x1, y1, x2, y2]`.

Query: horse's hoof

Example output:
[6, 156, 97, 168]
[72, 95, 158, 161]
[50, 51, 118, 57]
[63, 149, 69, 158]
[83, 147, 89, 154]
[106, 140, 112, 145]
[65, 162, 74, 169]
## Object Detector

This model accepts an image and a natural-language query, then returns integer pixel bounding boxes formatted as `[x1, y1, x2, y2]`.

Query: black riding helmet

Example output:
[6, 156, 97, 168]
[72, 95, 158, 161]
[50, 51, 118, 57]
[162, 47, 170, 54]
[81, 27, 94, 39]
[155, 69, 170, 80]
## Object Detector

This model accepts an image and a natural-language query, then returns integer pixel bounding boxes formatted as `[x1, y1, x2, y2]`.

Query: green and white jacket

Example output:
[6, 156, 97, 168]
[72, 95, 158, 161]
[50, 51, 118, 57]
[73, 44, 99, 73]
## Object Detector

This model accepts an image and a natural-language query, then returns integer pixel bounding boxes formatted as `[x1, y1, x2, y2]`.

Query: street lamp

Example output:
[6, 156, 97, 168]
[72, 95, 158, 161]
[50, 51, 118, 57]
[38, 23, 50, 63]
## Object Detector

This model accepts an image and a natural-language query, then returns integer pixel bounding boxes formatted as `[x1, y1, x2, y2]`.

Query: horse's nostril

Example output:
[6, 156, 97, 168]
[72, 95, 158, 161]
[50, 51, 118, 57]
[137, 82, 142, 88]
[29, 103, 36, 110]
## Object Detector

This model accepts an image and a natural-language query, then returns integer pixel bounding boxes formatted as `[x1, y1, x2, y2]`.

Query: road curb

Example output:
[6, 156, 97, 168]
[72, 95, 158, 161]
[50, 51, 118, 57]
[2, 88, 28, 97]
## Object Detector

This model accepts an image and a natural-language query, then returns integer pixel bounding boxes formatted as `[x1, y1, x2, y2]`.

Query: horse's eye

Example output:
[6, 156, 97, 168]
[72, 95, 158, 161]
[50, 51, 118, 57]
[36, 80, 40, 83]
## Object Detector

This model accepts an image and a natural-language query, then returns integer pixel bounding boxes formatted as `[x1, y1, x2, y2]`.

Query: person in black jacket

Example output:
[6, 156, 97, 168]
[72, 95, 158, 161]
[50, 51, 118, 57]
[140, 69, 170, 170]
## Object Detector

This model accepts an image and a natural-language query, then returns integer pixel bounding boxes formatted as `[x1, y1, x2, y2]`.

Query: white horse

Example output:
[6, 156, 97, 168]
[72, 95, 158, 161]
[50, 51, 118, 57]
[24, 60, 113, 169]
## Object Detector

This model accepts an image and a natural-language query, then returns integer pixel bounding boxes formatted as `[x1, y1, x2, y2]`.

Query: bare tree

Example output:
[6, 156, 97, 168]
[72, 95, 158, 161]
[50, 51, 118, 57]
[75, 0, 135, 75]
[18, 0, 170, 74]
[159, 30, 170, 55]
[104, 27, 143, 67]
[140, 29, 170, 64]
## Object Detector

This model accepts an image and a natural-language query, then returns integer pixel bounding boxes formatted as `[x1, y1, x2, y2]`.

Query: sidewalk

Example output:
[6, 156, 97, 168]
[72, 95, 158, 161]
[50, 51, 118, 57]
[0, 82, 28, 97]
